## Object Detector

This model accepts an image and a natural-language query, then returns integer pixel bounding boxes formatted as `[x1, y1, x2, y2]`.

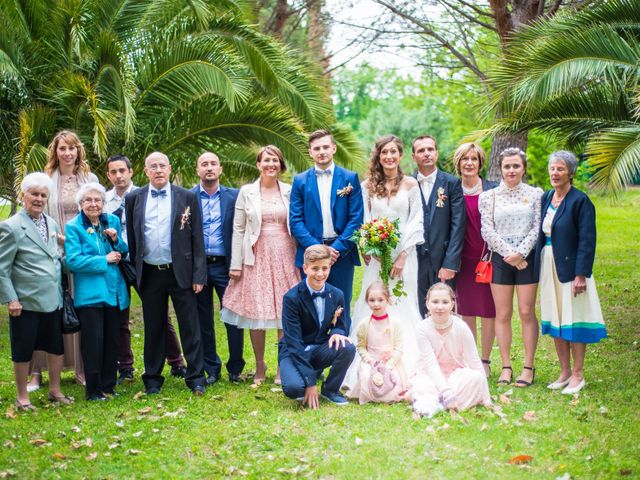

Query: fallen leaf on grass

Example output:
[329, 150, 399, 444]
[52, 452, 66, 460]
[0, 470, 17, 478]
[503, 388, 513, 396]
[85, 438, 93, 447]
[108, 443, 119, 450]
[509, 454, 533, 465]
[70, 442, 83, 450]
[138, 407, 152, 415]
[437, 423, 450, 431]
[555, 473, 571, 480]
[355, 437, 363, 446]
[3, 441, 14, 449]
[599, 406, 608, 416]
[162, 408, 185, 418]
[133, 391, 144, 400]
[115, 421, 125, 428]
[480, 423, 489, 432]
[523, 411, 538, 422]
[499, 394, 511, 405]
[620, 469, 633, 476]
[85, 452, 98, 461]
[270, 388, 282, 393]
[227, 466, 247, 476]
[277, 466, 305, 475]
[5, 408, 15, 419]
[29, 439, 49, 447]
[70, 426, 81, 433]
[569, 397, 580, 406]
[128, 449, 142, 456]
[132, 431, 143, 438]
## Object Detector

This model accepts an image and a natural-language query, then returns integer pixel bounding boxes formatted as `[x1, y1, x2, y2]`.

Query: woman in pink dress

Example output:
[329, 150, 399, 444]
[221, 146, 300, 385]
[350, 282, 408, 404]
[453, 143, 497, 377]
[28, 130, 98, 391]
[410, 283, 491, 416]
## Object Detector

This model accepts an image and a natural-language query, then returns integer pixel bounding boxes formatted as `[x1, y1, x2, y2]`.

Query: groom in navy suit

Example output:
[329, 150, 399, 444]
[279, 245, 355, 408]
[289, 130, 364, 333]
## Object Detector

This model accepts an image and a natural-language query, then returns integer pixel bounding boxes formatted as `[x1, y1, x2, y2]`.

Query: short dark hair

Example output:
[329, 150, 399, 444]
[411, 135, 438, 153]
[107, 154, 132, 170]
[308, 129, 335, 147]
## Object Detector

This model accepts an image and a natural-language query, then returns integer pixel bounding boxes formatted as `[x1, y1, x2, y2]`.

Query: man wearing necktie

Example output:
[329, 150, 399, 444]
[104, 154, 187, 384]
[289, 130, 364, 333]
[412, 136, 466, 317]
[125, 152, 207, 395]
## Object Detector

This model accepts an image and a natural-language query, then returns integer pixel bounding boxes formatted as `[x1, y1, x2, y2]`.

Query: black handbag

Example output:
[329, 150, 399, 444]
[61, 274, 80, 334]
[117, 258, 137, 288]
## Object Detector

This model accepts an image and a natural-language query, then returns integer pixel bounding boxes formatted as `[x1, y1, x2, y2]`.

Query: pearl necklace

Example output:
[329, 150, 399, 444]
[462, 180, 482, 196]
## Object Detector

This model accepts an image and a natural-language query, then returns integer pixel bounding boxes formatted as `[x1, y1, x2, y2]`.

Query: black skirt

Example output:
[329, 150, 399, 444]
[9, 309, 64, 362]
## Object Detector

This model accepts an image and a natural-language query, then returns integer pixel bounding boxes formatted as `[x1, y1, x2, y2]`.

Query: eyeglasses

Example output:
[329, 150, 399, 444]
[82, 197, 103, 204]
[147, 163, 169, 171]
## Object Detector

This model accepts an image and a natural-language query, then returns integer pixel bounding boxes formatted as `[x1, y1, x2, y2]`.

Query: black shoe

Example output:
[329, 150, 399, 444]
[206, 374, 220, 386]
[320, 390, 349, 406]
[229, 373, 243, 383]
[87, 393, 107, 401]
[170, 367, 187, 378]
[117, 369, 134, 385]
[145, 387, 161, 395]
[192, 385, 206, 396]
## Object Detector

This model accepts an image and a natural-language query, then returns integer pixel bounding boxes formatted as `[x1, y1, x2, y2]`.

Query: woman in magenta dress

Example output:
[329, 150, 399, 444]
[221, 145, 300, 385]
[453, 143, 497, 377]
[409, 283, 491, 417]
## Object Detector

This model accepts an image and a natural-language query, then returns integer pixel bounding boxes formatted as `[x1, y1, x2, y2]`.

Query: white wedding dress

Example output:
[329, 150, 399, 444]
[342, 184, 425, 394]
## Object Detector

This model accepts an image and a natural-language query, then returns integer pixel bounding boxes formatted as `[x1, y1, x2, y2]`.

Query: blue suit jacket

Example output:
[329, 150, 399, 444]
[191, 184, 239, 271]
[65, 213, 130, 309]
[289, 165, 364, 267]
[534, 187, 596, 283]
[278, 281, 347, 387]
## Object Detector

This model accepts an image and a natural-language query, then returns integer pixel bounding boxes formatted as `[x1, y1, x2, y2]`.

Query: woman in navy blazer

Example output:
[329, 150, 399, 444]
[66, 182, 129, 400]
[535, 151, 606, 395]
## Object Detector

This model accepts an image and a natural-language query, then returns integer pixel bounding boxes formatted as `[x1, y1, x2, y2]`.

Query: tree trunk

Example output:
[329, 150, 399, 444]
[487, 130, 529, 181]
[272, 0, 290, 38]
[306, 0, 330, 74]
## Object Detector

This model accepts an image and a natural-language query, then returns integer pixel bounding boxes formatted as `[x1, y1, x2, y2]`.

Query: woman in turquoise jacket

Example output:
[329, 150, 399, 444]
[66, 182, 129, 400]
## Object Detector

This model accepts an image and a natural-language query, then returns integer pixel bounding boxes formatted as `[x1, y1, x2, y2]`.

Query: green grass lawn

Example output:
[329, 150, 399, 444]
[0, 191, 639, 479]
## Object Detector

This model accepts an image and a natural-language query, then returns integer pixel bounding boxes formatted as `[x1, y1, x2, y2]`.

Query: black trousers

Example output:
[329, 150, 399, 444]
[78, 306, 120, 398]
[417, 250, 456, 318]
[196, 260, 245, 377]
[140, 264, 205, 391]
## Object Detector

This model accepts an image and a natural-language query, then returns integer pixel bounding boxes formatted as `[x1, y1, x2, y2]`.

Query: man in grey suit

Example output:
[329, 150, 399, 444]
[0, 173, 72, 409]
[412, 135, 466, 317]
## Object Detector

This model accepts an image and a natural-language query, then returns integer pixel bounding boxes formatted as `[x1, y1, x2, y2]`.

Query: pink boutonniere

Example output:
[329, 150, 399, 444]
[436, 187, 448, 208]
[86, 227, 95, 235]
[180, 206, 191, 230]
[337, 183, 353, 197]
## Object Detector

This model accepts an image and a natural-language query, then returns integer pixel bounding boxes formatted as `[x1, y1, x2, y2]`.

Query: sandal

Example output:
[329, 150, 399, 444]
[515, 366, 535, 388]
[481, 359, 491, 378]
[15, 400, 37, 411]
[253, 362, 267, 386]
[497, 366, 512, 385]
[48, 393, 74, 405]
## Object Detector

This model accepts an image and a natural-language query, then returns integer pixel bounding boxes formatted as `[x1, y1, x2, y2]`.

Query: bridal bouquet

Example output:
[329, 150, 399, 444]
[352, 218, 406, 297]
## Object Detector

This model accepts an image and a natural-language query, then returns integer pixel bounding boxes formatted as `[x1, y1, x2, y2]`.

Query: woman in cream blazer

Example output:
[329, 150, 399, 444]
[221, 145, 301, 385]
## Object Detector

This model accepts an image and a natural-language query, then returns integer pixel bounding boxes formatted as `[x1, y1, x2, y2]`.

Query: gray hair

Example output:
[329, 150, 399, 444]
[21, 172, 53, 194]
[549, 150, 578, 178]
[145, 151, 170, 166]
[75, 182, 106, 206]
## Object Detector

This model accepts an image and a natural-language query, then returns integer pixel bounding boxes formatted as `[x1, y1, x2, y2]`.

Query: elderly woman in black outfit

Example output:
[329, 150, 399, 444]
[535, 151, 606, 395]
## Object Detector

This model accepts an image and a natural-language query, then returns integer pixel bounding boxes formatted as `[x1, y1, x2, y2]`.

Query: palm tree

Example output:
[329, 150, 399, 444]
[486, 0, 640, 193]
[0, 0, 362, 201]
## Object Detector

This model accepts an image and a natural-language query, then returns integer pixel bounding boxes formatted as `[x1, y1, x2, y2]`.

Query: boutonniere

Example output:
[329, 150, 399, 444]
[337, 183, 353, 197]
[436, 187, 448, 208]
[522, 196, 529, 204]
[180, 206, 191, 230]
[86, 227, 95, 235]
[331, 306, 344, 327]
[50, 231, 57, 238]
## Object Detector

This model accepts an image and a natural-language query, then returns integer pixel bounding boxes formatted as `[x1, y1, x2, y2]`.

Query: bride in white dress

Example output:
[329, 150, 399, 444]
[343, 135, 424, 395]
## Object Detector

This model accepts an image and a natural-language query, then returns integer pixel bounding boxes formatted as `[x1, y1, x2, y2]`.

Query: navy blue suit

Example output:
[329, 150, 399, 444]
[191, 184, 245, 379]
[289, 166, 364, 332]
[534, 187, 596, 283]
[278, 281, 355, 399]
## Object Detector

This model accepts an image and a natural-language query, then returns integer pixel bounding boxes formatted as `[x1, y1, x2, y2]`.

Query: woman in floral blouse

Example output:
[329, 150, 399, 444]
[478, 148, 542, 387]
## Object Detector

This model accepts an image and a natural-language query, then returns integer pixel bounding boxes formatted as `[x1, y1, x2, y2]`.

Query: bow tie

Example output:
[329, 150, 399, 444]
[151, 189, 167, 198]
[417, 173, 435, 185]
[311, 291, 326, 299]
[315, 169, 332, 176]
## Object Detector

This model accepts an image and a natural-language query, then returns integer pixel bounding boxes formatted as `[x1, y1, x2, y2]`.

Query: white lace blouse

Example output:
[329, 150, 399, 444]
[478, 181, 543, 258]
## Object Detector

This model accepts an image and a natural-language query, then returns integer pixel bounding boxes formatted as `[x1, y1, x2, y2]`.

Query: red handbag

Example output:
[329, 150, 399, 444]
[475, 244, 493, 284]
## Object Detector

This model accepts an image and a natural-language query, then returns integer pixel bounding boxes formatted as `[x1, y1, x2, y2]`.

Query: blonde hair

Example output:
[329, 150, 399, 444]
[45, 130, 90, 176]
[425, 282, 456, 305]
[453, 142, 486, 176]
[365, 281, 391, 302]
[303, 244, 331, 264]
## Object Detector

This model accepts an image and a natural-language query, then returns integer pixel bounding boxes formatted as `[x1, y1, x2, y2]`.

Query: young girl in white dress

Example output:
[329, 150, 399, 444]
[349, 282, 408, 404]
[410, 283, 491, 417]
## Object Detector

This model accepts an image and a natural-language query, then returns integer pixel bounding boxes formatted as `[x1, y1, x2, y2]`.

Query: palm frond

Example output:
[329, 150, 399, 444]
[586, 126, 640, 193]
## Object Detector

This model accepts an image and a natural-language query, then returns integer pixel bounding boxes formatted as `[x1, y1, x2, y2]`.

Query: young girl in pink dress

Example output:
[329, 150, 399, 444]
[410, 283, 491, 416]
[349, 282, 408, 404]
